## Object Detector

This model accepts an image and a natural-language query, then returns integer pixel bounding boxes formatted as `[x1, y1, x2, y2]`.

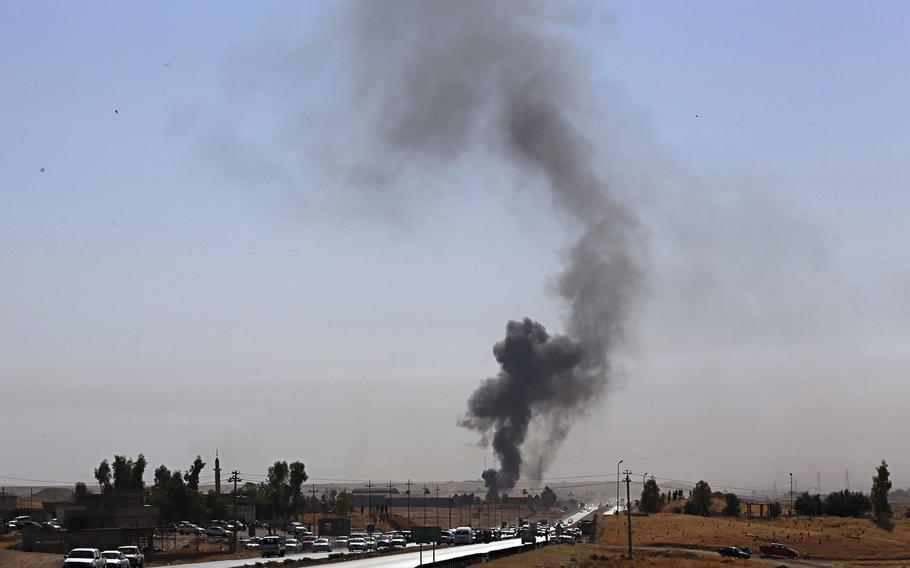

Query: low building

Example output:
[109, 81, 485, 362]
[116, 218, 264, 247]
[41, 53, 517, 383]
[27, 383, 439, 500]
[61, 493, 159, 530]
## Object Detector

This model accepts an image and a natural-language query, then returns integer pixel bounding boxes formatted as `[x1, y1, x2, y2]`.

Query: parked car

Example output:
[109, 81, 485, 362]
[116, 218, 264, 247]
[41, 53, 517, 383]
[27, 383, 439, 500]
[364, 537, 377, 550]
[300, 535, 318, 550]
[9, 515, 32, 529]
[100, 551, 130, 568]
[116, 546, 143, 568]
[390, 536, 407, 548]
[238, 539, 259, 550]
[348, 537, 367, 552]
[759, 543, 799, 559]
[439, 530, 454, 544]
[284, 538, 302, 553]
[312, 538, 332, 553]
[376, 534, 393, 549]
[206, 526, 230, 538]
[718, 546, 751, 559]
[63, 548, 105, 568]
[333, 536, 349, 549]
[260, 536, 286, 558]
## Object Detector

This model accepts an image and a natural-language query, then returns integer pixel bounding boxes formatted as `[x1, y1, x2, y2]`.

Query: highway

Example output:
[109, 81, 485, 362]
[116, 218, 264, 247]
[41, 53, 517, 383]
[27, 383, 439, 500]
[168, 507, 597, 568]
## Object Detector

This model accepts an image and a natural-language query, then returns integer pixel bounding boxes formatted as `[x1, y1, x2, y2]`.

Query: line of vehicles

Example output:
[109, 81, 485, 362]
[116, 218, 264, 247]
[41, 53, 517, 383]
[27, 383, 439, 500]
[245, 519, 583, 558]
[62, 547, 144, 568]
[717, 542, 800, 560]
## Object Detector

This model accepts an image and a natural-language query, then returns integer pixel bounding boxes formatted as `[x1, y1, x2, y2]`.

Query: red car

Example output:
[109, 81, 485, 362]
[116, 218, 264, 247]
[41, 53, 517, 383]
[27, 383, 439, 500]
[759, 542, 799, 558]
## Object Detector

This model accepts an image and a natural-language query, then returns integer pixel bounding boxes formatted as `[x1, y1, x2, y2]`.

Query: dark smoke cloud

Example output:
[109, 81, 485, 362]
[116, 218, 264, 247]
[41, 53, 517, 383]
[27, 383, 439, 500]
[343, 1, 645, 494]
[214, 1, 645, 495]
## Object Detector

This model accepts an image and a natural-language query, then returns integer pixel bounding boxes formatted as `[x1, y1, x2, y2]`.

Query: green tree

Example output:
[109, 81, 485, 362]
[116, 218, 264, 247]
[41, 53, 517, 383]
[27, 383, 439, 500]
[685, 480, 713, 516]
[112, 455, 132, 492]
[131, 454, 147, 493]
[94, 459, 112, 493]
[639, 479, 662, 514]
[184, 455, 206, 492]
[871, 460, 893, 519]
[722, 493, 741, 517]
[769, 501, 782, 518]
[288, 461, 308, 516]
[794, 492, 823, 516]
[74, 481, 90, 503]
[540, 486, 558, 508]
[268, 461, 290, 519]
[824, 490, 871, 517]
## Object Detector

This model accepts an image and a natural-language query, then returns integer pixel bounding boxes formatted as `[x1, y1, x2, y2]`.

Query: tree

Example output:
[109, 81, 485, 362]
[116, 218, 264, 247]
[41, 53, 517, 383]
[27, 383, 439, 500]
[540, 486, 557, 508]
[74, 481, 90, 503]
[722, 493, 741, 517]
[640, 479, 662, 514]
[268, 461, 290, 519]
[871, 460, 893, 519]
[824, 490, 871, 518]
[131, 454, 147, 493]
[769, 501, 782, 518]
[94, 459, 112, 493]
[794, 492, 823, 516]
[289, 461, 308, 516]
[685, 480, 713, 516]
[112, 455, 132, 493]
[184, 455, 206, 492]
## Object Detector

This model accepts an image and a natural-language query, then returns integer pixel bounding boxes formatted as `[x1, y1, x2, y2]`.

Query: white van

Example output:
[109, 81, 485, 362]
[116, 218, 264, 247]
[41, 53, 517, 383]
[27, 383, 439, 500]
[453, 527, 474, 545]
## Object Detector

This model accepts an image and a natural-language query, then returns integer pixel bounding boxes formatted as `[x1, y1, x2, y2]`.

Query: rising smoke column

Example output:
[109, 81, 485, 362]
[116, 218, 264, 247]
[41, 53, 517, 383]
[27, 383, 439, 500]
[346, 1, 644, 496]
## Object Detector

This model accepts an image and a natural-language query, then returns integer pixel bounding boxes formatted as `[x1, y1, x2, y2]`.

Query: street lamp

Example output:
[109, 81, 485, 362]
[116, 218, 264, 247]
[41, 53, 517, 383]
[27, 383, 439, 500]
[789, 473, 794, 517]
[616, 460, 623, 514]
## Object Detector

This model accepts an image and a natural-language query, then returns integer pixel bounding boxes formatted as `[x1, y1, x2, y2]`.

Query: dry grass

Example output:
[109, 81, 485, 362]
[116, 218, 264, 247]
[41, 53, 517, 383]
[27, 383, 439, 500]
[0, 549, 63, 568]
[602, 512, 910, 561]
[483, 542, 752, 568]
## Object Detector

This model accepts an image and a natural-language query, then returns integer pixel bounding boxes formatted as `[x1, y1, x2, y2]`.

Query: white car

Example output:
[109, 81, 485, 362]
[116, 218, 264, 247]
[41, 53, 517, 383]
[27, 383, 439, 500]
[116, 546, 144, 568]
[284, 538, 302, 553]
[348, 537, 367, 552]
[333, 536, 349, 549]
[453, 527, 475, 545]
[100, 551, 130, 568]
[206, 526, 230, 538]
[63, 549, 105, 568]
[312, 538, 332, 553]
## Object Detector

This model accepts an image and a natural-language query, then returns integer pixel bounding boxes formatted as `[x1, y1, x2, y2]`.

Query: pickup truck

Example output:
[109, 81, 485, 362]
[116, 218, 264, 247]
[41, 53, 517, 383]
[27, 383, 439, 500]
[759, 542, 799, 558]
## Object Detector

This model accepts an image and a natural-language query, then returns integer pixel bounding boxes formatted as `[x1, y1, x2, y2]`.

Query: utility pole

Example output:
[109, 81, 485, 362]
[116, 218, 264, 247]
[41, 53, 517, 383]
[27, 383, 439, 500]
[448, 495, 452, 529]
[388, 481, 394, 521]
[623, 470, 633, 559]
[406, 479, 412, 525]
[228, 470, 242, 552]
[310, 484, 318, 534]
[435, 485, 439, 527]
[422, 485, 429, 525]
[366, 480, 373, 531]
[816, 471, 821, 494]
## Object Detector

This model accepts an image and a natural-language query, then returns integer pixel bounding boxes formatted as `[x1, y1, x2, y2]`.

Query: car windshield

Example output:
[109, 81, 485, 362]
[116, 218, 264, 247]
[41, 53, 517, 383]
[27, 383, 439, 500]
[102, 553, 121, 559]
[69, 551, 96, 559]
[118, 548, 137, 554]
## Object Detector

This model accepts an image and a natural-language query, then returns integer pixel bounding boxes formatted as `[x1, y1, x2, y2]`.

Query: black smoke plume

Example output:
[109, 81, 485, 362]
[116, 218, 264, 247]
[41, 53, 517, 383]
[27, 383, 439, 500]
[343, 1, 645, 495]
[215, 1, 645, 496]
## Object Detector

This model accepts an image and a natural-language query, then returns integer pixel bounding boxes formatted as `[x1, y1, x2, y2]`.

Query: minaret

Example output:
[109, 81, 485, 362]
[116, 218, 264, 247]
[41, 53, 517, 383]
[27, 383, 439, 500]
[214, 449, 222, 494]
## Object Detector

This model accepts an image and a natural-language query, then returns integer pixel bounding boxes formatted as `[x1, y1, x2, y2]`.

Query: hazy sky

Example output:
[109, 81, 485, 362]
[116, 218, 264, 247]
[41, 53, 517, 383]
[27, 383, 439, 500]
[3, 1, 910, 496]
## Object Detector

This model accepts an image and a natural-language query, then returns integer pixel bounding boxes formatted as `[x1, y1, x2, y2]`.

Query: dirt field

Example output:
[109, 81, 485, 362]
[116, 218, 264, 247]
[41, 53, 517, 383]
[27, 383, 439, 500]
[601, 512, 910, 562]
[0, 549, 63, 568]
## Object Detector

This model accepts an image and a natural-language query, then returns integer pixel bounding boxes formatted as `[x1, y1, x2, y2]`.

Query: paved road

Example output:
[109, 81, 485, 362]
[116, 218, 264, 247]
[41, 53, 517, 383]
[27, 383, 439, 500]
[168, 508, 596, 568]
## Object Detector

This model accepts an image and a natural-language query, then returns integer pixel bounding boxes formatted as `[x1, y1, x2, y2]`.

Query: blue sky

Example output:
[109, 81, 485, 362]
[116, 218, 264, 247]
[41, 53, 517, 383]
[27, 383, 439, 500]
[2, 1, 909, 494]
